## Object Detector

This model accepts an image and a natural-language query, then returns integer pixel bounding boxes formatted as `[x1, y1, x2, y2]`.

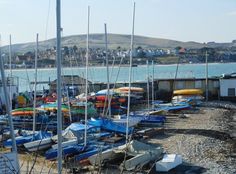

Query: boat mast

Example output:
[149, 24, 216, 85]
[205, 50, 208, 102]
[9, 35, 12, 110]
[152, 60, 154, 108]
[126, 2, 136, 143]
[33, 33, 38, 134]
[104, 23, 111, 118]
[146, 60, 150, 115]
[84, 5, 90, 147]
[0, 36, 20, 172]
[56, 0, 63, 173]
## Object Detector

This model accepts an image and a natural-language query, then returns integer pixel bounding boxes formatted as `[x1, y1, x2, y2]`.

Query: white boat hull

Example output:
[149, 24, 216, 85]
[156, 154, 182, 172]
[24, 138, 52, 152]
[52, 139, 77, 149]
[113, 116, 142, 127]
[89, 140, 163, 170]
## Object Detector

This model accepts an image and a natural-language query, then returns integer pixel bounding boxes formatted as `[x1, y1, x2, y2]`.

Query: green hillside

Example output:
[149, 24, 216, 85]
[1, 33, 234, 53]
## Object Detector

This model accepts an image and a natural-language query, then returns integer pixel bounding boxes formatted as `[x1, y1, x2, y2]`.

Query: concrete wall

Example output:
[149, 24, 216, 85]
[157, 78, 219, 101]
[220, 79, 236, 97]
[48, 77, 220, 101]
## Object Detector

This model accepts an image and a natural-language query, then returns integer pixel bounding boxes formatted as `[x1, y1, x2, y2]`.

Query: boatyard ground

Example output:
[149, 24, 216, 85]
[18, 101, 236, 174]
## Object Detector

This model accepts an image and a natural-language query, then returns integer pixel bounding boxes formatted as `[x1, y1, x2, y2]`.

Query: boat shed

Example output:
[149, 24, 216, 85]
[156, 77, 219, 100]
[219, 73, 236, 101]
[49, 75, 92, 96]
[49, 76, 220, 101]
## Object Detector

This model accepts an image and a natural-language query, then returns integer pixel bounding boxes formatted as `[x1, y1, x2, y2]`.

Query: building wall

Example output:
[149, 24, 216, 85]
[220, 79, 236, 97]
[48, 77, 220, 101]
[157, 79, 219, 101]
[158, 81, 171, 91]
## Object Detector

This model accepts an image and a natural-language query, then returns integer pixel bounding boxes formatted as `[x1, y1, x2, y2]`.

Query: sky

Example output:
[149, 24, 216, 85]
[0, 0, 236, 45]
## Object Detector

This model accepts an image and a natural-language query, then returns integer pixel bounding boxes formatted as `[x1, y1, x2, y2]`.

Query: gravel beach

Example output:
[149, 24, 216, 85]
[148, 102, 236, 174]
[17, 102, 236, 173]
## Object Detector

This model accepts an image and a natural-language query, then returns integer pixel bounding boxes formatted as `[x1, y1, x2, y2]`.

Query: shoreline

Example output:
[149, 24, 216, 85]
[4, 62, 236, 72]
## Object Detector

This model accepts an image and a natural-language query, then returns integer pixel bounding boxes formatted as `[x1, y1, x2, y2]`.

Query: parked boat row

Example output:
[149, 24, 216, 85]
[0, 87, 204, 172]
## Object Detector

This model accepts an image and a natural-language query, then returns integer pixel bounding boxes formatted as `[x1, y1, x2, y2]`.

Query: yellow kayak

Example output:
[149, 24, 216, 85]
[173, 89, 203, 95]
[116, 87, 144, 93]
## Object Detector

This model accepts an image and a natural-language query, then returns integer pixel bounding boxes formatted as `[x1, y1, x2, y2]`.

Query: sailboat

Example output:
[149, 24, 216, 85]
[22, 34, 53, 151]
[0, 34, 20, 172]
[4, 35, 51, 149]
[45, 122, 102, 161]
[90, 4, 164, 171]
[45, 5, 97, 164]
[22, 131, 52, 151]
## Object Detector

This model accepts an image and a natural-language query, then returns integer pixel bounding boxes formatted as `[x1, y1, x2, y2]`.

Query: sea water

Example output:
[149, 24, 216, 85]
[4, 62, 236, 92]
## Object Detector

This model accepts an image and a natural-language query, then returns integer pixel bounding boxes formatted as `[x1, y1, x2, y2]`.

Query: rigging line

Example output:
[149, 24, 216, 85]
[61, 58, 72, 123]
[126, 1, 136, 143]
[28, 101, 51, 173]
[72, 49, 82, 95]
[76, 51, 86, 95]
[0, 35, 19, 172]
[172, 55, 181, 103]
[109, 55, 116, 82]
[103, 24, 110, 118]
[104, 56, 124, 117]
[89, 56, 96, 93]
[45, 0, 51, 41]
[29, 115, 52, 173]
[39, 158, 47, 174]
[68, 49, 75, 97]
[0, 154, 19, 173]
[87, 49, 95, 93]
[48, 161, 56, 174]
[121, 3, 136, 173]
[88, 65, 95, 93]
[24, 64, 33, 93]
[103, 55, 116, 118]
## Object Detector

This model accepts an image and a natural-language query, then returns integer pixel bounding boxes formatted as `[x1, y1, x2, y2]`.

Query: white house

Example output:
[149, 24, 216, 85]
[220, 75, 236, 99]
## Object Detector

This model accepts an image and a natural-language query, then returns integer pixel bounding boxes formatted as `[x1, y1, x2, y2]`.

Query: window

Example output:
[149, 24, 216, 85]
[195, 81, 202, 88]
[228, 88, 235, 97]
[213, 81, 219, 88]
[175, 81, 185, 89]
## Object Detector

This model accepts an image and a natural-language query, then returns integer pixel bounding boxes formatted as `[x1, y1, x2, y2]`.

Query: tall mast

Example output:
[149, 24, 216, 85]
[152, 60, 154, 108]
[9, 35, 12, 109]
[33, 33, 38, 134]
[0, 36, 20, 172]
[104, 23, 111, 118]
[84, 5, 90, 146]
[126, 2, 135, 143]
[56, 0, 63, 173]
[146, 60, 150, 115]
[205, 50, 208, 102]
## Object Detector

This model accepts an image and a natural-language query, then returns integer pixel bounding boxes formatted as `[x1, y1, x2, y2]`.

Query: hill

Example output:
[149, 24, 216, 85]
[1, 34, 235, 53]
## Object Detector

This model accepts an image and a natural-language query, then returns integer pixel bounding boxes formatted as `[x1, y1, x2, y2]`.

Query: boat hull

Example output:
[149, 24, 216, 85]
[24, 138, 52, 152]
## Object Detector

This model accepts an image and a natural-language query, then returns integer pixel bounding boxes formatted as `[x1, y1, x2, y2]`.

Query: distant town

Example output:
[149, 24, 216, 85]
[2, 45, 236, 69]
[2, 34, 236, 68]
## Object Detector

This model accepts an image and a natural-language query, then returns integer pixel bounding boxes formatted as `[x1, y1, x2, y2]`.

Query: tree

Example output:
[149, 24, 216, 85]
[136, 46, 143, 50]
[72, 45, 78, 53]
[117, 46, 121, 50]
[63, 46, 69, 56]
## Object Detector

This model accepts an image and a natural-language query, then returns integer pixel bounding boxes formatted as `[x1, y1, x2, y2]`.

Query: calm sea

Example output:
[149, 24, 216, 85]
[5, 62, 236, 92]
